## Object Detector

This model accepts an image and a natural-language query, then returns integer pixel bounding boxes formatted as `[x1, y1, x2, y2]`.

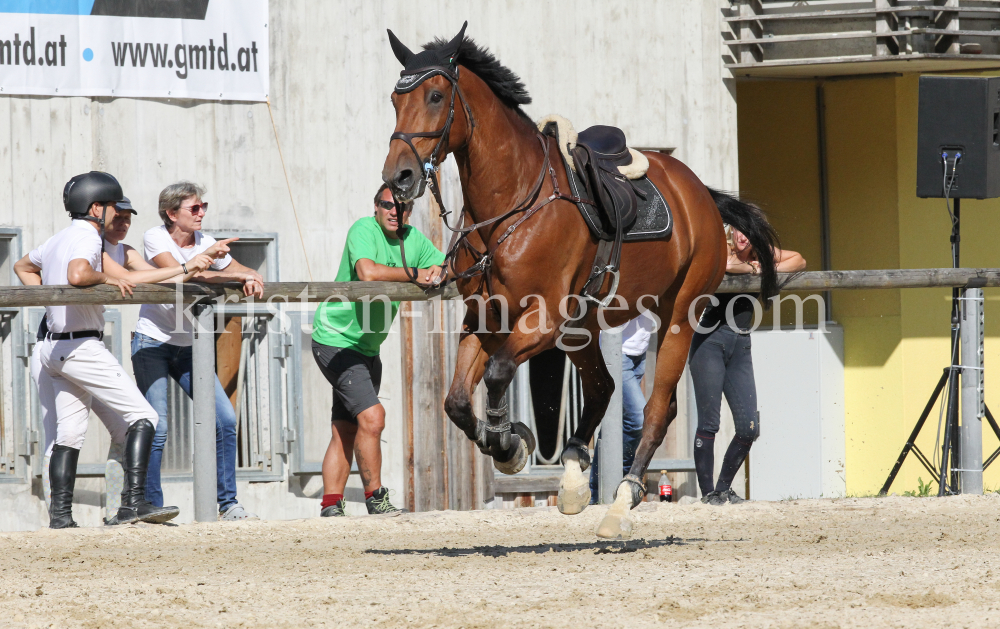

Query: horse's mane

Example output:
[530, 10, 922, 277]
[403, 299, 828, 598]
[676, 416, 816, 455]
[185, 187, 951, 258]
[423, 37, 534, 126]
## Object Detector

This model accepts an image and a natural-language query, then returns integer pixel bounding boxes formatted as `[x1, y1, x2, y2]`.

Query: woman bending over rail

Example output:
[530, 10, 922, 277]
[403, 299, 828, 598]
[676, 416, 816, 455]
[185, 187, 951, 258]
[690, 224, 806, 505]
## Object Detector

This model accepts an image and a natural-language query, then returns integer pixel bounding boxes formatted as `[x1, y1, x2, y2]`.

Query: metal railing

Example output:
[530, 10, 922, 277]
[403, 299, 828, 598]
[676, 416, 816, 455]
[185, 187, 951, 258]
[6, 267, 995, 514]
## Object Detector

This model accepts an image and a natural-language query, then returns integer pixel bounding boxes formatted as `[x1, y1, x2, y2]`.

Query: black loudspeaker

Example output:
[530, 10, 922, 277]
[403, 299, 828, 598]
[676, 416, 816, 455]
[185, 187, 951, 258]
[917, 76, 1000, 199]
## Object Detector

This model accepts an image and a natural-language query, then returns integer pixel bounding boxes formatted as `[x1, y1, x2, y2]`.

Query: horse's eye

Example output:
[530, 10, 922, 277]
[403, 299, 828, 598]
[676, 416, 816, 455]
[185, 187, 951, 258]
[430, 91, 444, 104]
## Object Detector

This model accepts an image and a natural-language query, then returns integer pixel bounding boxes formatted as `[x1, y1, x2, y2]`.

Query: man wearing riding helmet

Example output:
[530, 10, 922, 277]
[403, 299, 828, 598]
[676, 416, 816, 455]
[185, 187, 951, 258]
[13, 172, 181, 528]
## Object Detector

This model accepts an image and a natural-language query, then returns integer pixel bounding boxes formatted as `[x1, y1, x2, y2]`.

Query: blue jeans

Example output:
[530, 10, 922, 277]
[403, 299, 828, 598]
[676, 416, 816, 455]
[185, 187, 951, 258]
[590, 352, 646, 498]
[131, 333, 239, 511]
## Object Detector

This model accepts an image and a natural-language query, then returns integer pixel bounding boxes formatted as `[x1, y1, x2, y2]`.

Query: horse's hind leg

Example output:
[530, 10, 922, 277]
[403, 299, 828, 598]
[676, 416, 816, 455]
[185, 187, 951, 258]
[596, 292, 698, 539]
[557, 338, 615, 515]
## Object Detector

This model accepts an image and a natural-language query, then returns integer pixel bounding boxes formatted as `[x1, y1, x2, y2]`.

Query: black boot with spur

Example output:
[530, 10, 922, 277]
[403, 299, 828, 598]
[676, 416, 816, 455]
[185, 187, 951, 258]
[115, 419, 180, 525]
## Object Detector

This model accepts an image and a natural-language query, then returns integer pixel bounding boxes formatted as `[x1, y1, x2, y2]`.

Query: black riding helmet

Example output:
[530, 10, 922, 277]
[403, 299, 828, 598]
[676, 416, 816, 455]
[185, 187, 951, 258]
[63, 171, 123, 217]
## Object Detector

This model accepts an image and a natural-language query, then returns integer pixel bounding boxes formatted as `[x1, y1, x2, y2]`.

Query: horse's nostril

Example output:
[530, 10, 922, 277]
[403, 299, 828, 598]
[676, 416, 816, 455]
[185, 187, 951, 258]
[395, 169, 413, 187]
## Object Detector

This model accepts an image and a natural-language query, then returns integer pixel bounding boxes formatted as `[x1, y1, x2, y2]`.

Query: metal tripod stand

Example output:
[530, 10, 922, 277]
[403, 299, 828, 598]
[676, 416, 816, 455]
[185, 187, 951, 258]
[880, 198, 997, 496]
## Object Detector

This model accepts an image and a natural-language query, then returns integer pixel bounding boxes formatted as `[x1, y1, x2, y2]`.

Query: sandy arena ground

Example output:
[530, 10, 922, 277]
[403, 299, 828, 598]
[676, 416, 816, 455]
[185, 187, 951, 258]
[2, 494, 999, 628]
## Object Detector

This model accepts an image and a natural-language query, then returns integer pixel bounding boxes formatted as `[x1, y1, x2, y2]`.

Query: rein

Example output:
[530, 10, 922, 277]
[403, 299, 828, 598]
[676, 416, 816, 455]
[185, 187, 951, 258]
[440, 133, 591, 283]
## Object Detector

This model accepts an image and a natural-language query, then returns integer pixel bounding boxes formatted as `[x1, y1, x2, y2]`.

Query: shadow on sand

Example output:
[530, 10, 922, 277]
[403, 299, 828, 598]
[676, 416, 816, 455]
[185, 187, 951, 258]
[365, 536, 708, 558]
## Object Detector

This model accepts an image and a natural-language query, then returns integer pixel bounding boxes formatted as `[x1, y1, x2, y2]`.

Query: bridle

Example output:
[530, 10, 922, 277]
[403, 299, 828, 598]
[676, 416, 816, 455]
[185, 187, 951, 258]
[389, 65, 475, 196]
[388, 64, 591, 294]
[388, 64, 477, 284]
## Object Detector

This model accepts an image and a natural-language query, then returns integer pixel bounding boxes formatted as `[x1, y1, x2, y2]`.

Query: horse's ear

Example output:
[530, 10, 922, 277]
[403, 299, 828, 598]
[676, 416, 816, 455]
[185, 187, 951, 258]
[442, 21, 468, 62]
[386, 29, 413, 67]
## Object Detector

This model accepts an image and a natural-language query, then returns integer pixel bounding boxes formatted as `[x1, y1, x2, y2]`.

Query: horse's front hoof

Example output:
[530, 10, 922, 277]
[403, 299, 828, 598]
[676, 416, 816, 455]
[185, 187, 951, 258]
[596, 484, 636, 539]
[511, 421, 536, 455]
[557, 459, 591, 515]
[493, 438, 528, 475]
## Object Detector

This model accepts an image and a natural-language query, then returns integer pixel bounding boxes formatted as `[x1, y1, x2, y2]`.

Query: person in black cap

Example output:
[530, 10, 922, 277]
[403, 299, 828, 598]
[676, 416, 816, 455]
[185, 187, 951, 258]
[12, 172, 185, 528]
[102, 196, 225, 280]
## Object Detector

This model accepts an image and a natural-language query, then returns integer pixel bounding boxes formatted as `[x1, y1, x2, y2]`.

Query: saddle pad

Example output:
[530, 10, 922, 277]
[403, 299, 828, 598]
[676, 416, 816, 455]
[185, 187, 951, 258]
[561, 151, 672, 242]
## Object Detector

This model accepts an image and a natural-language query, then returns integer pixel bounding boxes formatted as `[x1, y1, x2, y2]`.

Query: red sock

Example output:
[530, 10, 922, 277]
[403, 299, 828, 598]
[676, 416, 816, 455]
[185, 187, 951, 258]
[321, 493, 343, 509]
[364, 488, 380, 500]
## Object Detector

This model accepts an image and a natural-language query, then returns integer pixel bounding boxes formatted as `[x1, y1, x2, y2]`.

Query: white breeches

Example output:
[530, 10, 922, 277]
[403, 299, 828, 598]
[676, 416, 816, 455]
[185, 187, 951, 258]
[35, 337, 157, 452]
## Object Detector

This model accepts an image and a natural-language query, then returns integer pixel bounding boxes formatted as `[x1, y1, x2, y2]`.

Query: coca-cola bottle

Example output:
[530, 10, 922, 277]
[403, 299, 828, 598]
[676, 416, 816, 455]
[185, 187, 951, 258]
[658, 470, 672, 503]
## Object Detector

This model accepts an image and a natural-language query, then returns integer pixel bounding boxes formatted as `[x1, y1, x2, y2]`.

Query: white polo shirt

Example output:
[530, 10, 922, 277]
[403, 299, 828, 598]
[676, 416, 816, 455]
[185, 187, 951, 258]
[104, 240, 126, 267]
[621, 311, 655, 357]
[28, 220, 105, 334]
[134, 225, 232, 347]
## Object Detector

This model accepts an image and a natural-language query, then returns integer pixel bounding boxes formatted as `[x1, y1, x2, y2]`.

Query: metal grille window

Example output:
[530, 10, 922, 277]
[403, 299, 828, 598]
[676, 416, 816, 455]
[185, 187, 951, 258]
[160, 233, 284, 481]
[528, 360, 584, 468]
[287, 310, 329, 474]
[0, 228, 28, 483]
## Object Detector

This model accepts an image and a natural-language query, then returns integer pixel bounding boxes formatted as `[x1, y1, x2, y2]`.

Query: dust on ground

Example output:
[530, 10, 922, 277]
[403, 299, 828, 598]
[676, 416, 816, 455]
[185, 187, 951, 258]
[2, 494, 999, 628]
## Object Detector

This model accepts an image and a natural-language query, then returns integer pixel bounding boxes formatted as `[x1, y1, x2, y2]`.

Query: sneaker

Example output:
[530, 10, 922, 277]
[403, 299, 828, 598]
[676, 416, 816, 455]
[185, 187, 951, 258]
[721, 488, 745, 504]
[320, 500, 346, 517]
[365, 487, 407, 515]
[220, 503, 259, 521]
[701, 491, 723, 505]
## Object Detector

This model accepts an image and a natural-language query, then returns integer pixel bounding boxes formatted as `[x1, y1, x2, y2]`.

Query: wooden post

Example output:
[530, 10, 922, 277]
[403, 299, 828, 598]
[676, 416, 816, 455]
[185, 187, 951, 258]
[399, 157, 481, 512]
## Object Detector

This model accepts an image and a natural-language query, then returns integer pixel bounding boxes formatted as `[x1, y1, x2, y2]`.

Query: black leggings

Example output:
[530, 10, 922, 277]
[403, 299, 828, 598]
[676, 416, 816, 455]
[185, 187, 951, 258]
[688, 325, 759, 495]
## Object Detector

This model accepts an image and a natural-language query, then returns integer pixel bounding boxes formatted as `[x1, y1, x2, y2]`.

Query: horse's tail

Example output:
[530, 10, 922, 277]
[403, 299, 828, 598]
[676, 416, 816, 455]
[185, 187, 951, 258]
[707, 187, 780, 302]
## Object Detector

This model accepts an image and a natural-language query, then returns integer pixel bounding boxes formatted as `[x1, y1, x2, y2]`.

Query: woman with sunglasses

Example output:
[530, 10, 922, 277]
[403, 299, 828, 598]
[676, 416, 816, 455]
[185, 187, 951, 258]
[131, 182, 265, 521]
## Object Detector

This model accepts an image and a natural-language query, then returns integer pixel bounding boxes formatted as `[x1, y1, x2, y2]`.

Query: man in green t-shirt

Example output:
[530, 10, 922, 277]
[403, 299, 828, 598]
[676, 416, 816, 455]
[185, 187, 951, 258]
[312, 184, 446, 517]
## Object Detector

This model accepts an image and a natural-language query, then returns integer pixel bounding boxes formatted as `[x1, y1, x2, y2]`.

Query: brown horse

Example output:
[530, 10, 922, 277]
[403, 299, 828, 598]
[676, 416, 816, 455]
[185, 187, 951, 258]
[381, 24, 779, 538]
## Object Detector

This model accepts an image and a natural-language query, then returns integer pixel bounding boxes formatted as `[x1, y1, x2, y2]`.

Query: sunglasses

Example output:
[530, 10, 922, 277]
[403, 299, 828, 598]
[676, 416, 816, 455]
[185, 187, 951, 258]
[181, 202, 209, 215]
[377, 200, 396, 210]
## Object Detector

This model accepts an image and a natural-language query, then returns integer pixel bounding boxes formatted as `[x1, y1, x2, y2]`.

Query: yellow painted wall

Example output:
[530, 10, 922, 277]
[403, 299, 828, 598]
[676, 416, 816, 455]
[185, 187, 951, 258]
[738, 75, 1000, 496]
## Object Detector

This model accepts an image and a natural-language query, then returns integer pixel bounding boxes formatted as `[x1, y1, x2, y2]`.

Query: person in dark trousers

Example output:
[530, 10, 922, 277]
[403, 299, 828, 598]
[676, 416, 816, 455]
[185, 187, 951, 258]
[691, 224, 805, 505]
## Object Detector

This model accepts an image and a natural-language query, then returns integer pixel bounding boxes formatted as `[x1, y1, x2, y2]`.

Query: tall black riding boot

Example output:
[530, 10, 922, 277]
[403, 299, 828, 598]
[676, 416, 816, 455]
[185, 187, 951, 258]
[116, 419, 179, 525]
[49, 445, 80, 529]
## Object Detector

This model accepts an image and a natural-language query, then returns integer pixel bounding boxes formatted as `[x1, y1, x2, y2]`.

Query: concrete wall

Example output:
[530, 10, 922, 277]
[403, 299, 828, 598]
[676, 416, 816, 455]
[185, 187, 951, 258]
[0, 1, 739, 529]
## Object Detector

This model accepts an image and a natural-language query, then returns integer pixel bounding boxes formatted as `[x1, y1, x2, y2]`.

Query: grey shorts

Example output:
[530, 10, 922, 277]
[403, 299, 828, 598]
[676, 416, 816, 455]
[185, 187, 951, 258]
[311, 341, 383, 423]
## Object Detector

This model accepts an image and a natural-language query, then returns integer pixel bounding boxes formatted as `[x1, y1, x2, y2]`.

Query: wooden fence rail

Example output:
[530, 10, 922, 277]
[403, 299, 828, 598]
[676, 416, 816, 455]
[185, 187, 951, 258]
[0, 268, 996, 307]
[10, 267, 994, 517]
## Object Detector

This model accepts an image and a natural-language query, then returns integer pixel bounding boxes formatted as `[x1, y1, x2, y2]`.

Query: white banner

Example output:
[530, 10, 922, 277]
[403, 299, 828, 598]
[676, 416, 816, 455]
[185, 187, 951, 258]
[0, 0, 269, 101]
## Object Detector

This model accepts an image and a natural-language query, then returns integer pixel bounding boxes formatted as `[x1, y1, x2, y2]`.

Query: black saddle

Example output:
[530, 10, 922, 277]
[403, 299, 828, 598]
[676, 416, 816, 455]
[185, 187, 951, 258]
[540, 120, 672, 314]
[571, 125, 638, 233]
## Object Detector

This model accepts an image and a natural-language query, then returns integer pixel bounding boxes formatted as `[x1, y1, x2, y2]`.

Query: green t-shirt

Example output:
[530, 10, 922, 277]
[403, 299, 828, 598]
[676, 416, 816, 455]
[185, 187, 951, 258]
[312, 216, 446, 356]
